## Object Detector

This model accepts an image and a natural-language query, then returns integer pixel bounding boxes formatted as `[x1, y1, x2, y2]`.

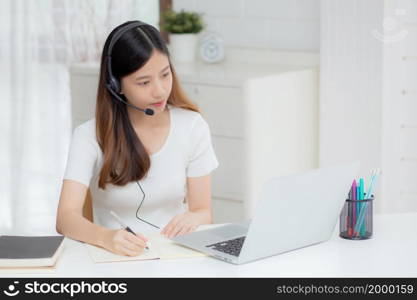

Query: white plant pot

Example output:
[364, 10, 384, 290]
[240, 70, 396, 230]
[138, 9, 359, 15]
[169, 33, 198, 63]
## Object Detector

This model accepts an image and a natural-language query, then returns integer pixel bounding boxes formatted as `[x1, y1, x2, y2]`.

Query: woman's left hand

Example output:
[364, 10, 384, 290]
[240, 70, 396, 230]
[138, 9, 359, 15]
[161, 211, 205, 238]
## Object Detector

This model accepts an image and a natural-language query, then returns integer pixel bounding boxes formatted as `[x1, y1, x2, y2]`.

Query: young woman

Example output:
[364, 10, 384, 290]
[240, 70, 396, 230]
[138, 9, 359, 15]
[56, 21, 219, 257]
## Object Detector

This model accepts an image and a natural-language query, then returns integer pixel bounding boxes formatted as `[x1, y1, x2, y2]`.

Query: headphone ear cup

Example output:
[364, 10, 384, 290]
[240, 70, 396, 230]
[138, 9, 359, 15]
[106, 55, 121, 94]
[109, 76, 121, 94]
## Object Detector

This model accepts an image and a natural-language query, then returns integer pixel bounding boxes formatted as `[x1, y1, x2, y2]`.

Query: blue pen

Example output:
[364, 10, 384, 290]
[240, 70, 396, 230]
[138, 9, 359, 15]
[354, 169, 380, 235]
[359, 178, 365, 236]
[365, 170, 378, 199]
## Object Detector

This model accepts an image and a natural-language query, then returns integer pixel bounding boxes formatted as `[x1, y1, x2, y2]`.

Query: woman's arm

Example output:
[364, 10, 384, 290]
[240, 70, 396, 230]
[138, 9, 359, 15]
[161, 174, 213, 238]
[56, 179, 147, 256]
[186, 174, 212, 222]
[56, 179, 110, 247]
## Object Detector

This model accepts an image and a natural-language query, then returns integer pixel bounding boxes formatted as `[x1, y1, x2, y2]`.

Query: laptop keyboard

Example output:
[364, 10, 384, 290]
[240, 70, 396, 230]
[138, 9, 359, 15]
[205, 236, 246, 257]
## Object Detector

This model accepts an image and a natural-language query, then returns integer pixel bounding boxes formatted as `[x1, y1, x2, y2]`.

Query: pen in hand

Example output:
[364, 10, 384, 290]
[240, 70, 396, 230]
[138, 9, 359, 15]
[109, 210, 149, 250]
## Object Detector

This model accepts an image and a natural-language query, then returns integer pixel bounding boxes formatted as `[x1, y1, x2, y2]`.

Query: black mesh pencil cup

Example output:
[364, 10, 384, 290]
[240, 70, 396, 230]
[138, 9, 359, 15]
[340, 195, 374, 240]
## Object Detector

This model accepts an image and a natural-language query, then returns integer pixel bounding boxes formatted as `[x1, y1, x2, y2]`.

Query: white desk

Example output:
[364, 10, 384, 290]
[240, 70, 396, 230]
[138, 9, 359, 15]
[1, 213, 417, 277]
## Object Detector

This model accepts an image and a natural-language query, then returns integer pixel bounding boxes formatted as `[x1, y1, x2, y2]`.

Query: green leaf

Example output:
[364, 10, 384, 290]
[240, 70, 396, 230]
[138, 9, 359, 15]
[161, 9, 204, 34]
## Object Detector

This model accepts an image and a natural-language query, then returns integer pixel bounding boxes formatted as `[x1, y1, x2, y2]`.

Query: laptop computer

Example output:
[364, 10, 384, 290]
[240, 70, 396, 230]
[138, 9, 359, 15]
[171, 162, 360, 264]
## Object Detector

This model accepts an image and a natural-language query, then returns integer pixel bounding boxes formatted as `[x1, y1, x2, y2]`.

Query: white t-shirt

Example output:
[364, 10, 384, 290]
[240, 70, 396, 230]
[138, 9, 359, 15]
[63, 105, 219, 236]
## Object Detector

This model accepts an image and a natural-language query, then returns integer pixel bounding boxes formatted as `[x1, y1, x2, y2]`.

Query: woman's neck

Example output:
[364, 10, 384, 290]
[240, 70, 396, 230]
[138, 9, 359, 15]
[128, 105, 169, 129]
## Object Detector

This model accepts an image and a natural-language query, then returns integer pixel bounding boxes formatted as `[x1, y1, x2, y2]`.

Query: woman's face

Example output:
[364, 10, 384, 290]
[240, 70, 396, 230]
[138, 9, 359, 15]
[120, 50, 173, 115]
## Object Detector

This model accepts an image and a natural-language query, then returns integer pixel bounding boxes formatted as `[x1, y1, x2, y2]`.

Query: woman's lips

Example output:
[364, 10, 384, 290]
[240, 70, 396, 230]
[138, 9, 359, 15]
[151, 101, 164, 107]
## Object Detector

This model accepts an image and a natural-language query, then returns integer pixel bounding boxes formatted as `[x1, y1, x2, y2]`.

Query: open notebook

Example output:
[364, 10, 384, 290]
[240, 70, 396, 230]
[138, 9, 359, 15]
[84, 225, 222, 263]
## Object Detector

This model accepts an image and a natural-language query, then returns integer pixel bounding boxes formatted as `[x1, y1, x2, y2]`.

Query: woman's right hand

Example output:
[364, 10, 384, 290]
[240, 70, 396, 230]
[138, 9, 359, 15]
[100, 229, 148, 257]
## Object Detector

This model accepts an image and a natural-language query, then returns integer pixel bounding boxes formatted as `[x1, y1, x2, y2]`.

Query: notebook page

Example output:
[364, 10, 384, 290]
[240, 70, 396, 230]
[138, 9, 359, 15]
[148, 233, 207, 259]
[84, 242, 159, 263]
[147, 224, 225, 259]
[84, 224, 224, 263]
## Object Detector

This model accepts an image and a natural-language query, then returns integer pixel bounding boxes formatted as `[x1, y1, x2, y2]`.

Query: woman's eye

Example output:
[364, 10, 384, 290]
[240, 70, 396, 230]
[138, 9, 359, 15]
[137, 73, 169, 85]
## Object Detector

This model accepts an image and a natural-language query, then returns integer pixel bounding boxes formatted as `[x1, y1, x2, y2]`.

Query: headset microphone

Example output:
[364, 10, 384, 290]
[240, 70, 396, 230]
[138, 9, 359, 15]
[106, 84, 155, 116]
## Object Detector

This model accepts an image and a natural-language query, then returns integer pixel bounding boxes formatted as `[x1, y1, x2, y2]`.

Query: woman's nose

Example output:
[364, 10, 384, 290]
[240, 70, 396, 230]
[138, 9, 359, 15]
[152, 80, 165, 98]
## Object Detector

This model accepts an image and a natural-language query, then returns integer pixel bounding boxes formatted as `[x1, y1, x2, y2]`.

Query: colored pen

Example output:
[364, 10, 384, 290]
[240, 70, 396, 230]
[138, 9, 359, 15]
[356, 184, 360, 232]
[354, 169, 381, 235]
[365, 168, 380, 199]
[348, 187, 353, 237]
[110, 210, 149, 250]
[359, 178, 365, 236]
[352, 180, 357, 235]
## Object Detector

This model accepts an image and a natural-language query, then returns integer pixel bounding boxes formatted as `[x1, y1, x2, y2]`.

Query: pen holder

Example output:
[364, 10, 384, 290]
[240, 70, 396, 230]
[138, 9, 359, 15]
[339, 196, 374, 240]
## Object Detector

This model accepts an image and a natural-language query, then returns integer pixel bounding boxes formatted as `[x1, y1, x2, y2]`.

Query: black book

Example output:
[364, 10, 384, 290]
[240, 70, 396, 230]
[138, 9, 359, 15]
[0, 235, 65, 268]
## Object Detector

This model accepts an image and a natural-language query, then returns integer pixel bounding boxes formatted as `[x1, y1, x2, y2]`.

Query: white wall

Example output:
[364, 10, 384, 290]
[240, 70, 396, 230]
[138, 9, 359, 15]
[134, 0, 160, 29]
[381, 0, 417, 213]
[320, 0, 417, 214]
[173, 0, 320, 51]
[319, 0, 384, 182]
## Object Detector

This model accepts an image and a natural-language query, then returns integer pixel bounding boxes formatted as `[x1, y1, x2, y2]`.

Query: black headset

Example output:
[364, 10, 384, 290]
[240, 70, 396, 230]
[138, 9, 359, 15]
[105, 21, 155, 116]
[106, 21, 160, 230]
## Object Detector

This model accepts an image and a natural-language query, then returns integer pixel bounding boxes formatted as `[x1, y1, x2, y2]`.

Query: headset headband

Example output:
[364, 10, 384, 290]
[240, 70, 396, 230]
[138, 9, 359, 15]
[106, 20, 153, 94]
[105, 21, 156, 116]
[107, 21, 148, 57]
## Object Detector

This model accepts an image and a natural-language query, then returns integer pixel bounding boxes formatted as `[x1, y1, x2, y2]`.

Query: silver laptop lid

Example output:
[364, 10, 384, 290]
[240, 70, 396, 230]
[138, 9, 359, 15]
[238, 162, 360, 264]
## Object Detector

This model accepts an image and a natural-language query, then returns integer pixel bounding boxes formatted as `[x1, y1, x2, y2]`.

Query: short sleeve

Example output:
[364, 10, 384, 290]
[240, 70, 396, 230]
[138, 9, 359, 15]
[186, 114, 219, 177]
[63, 125, 98, 187]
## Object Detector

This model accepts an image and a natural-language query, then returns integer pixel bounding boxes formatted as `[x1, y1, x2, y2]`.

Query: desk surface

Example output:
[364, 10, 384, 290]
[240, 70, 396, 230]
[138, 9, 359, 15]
[1, 213, 417, 277]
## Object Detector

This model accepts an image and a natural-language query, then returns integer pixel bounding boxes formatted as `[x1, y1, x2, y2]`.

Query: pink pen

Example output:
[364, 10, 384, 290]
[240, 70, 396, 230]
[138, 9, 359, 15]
[352, 180, 357, 236]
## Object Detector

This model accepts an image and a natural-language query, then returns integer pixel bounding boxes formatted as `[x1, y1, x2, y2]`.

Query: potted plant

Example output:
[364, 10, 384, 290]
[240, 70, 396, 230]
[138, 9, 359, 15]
[161, 9, 204, 63]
